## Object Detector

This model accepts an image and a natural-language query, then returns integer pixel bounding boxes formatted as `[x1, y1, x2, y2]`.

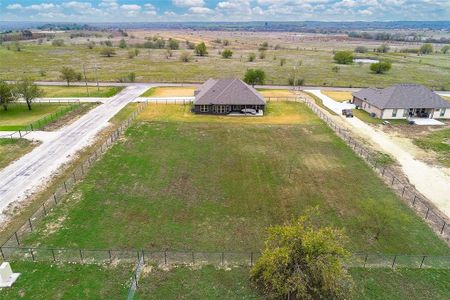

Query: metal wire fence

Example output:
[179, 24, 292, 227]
[0, 101, 82, 139]
[0, 102, 148, 249]
[1, 246, 449, 270]
[300, 96, 450, 244]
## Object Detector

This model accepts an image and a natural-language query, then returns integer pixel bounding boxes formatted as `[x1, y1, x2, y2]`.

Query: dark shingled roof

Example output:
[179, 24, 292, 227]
[194, 78, 266, 105]
[353, 84, 450, 109]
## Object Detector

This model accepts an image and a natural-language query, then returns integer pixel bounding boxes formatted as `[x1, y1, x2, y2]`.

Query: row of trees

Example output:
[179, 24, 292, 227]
[0, 79, 42, 111]
[355, 43, 446, 55]
[334, 51, 392, 74]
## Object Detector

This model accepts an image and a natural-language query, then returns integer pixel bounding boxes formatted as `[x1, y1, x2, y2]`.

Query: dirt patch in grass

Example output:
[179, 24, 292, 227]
[141, 86, 198, 97]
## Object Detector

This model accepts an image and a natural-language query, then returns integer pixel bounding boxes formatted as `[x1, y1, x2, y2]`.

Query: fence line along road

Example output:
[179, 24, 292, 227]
[298, 96, 450, 245]
[0, 101, 82, 140]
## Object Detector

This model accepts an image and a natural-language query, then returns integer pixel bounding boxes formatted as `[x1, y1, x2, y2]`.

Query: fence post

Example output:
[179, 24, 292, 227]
[15, 232, 20, 246]
[420, 256, 426, 268]
[141, 250, 145, 264]
[391, 255, 397, 268]
[391, 176, 395, 185]
[80, 249, 84, 263]
[250, 252, 254, 266]
[0, 247, 4, 260]
[363, 254, 368, 268]
[28, 218, 33, 231]
[425, 207, 430, 219]
[42, 203, 47, 216]
[30, 248, 35, 261]
[53, 193, 58, 204]
[401, 186, 405, 197]
[52, 249, 56, 262]
[164, 250, 167, 265]
[221, 252, 225, 266]
[441, 222, 446, 234]
[192, 252, 195, 264]
[64, 181, 67, 193]
[413, 195, 417, 205]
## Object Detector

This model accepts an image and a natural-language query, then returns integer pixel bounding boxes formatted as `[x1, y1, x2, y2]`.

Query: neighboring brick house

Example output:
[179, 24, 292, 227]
[352, 84, 450, 120]
[193, 78, 266, 115]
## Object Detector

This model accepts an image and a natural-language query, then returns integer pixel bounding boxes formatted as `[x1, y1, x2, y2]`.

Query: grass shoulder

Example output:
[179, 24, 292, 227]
[0, 139, 38, 170]
[414, 128, 450, 167]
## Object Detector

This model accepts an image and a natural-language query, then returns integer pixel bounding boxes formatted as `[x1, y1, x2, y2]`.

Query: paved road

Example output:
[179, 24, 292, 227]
[0, 85, 151, 222]
[308, 90, 450, 218]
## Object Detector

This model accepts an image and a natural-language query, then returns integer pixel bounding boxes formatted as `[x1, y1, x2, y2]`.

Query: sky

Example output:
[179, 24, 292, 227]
[1, 0, 450, 22]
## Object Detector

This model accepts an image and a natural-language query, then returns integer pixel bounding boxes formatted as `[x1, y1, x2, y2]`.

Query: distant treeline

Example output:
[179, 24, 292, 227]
[348, 31, 450, 44]
[0, 30, 51, 42]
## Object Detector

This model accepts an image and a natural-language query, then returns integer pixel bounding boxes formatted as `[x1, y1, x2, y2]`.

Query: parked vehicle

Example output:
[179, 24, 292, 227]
[241, 108, 257, 115]
[342, 109, 353, 118]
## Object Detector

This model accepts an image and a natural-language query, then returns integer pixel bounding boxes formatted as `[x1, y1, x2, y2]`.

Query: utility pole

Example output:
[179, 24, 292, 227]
[94, 63, 100, 92]
[83, 64, 90, 96]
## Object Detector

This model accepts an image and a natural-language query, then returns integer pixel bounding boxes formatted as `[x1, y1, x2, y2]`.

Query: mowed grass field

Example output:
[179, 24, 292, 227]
[0, 104, 69, 131]
[40, 86, 122, 98]
[0, 261, 133, 299]
[141, 86, 197, 97]
[134, 266, 450, 299]
[0, 139, 37, 170]
[22, 102, 449, 255]
[414, 129, 450, 167]
[1, 43, 450, 89]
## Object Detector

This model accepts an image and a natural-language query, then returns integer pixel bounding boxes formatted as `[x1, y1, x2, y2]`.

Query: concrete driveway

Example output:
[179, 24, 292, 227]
[0, 84, 152, 223]
[308, 90, 450, 219]
[306, 90, 355, 114]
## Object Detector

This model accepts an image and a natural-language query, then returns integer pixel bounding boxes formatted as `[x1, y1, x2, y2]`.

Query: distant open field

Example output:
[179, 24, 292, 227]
[40, 86, 122, 98]
[22, 102, 449, 256]
[135, 266, 450, 299]
[1, 30, 450, 89]
[0, 261, 132, 299]
[0, 139, 37, 170]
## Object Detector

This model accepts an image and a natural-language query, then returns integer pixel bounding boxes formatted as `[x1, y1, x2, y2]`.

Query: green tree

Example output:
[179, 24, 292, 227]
[0, 81, 16, 111]
[167, 38, 179, 50]
[100, 47, 116, 57]
[243, 69, 265, 87]
[59, 66, 80, 86]
[248, 53, 256, 62]
[370, 61, 392, 74]
[441, 45, 450, 54]
[251, 210, 353, 300]
[333, 51, 354, 64]
[377, 43, 390, 53]
[419, 43, 433, 54]
[119, 39, 127, 49]
[194, 42, 208, 56]
[222, 49, 233, 59]
[15, 78, 43, 111]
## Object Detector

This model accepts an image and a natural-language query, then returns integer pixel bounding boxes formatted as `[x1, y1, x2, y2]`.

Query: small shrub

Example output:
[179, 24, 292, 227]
[334, 51, 353, 64]
[222, 49, 233, 59]
[419, 43, 433, 55]
[280, 58, 286, 66]
[370, 61, 392, 74]
[248, 53, 256, 62]
[119, 39, 127, 49]
[354, 46, 368, 53]
[180, 51, 192, 62]
[52, 39, 65, 47]
[259, 50, 266, 59]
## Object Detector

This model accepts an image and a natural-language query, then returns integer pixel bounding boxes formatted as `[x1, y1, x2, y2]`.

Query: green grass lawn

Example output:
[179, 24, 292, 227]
[40, 86, 122, 98]
[0, 139, 37, 170]
[22, 102, 449, 256]
[136, 266, 259, 300]
[0, 104, 69, 131]
[414, 129, 450, 167]
[1, 44, 450, 89]
[351, 268, 450, 300]
[135, 266, 450, 299]
[0, 261, 133, 299]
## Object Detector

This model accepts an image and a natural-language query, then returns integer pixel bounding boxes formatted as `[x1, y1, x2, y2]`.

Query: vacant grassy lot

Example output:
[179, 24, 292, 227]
[40, 86, 122, 98]
[257, 88, 296, 98]
[22, 102, 449, 256]
[0, 139, 37, 170]
[322, 91, 353, 102]
[0, 104, 70, 131]
[1, 42, 450, 89]
[141, 86, 197, 97]
[0, 261, 132, 299]
[135, 266, 450, 299]
[414, 129, 450, 167]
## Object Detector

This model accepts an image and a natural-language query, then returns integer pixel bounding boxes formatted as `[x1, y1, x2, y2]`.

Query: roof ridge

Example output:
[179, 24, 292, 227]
[211, 78, 237, 103]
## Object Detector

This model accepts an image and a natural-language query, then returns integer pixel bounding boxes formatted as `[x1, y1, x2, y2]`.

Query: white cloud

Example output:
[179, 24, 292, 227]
[6, 4, 23, 10]
[188, 6, 213, 14]
[121, 4, 141, 11]
[172, 0, 205, 8]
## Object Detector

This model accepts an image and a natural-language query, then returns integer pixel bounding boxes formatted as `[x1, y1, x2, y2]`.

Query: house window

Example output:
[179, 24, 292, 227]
[441, 108, 446, 117]
[392, 109, 397, 117]
[215, 105, 226, 113]
[200, 105, 209, 112]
